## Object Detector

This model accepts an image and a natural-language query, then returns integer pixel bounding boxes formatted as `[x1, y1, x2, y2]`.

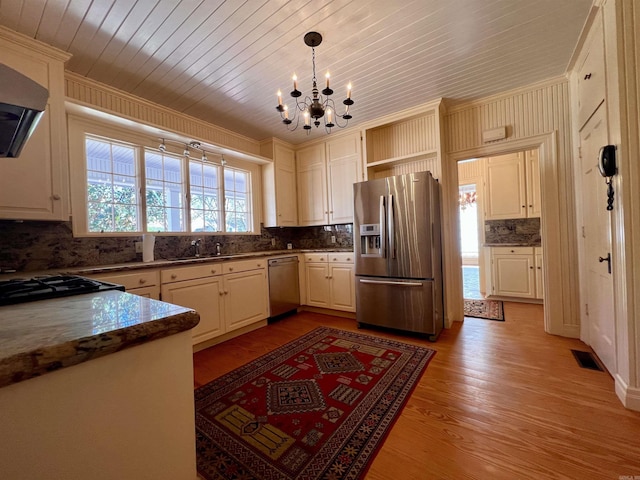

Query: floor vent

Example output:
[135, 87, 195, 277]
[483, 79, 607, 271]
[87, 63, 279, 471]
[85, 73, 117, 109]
[571, 350, 604, 371]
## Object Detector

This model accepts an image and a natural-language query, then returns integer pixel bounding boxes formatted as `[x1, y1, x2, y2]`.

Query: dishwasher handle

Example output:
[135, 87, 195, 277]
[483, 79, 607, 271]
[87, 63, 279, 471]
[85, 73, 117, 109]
[268, 256, 298, 266]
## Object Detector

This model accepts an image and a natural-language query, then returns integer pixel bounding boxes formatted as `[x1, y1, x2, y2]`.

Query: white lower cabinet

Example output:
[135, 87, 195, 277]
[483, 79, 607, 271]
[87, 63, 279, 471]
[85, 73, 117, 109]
[162, 276, 225, 344]
[161, 259, 268, 346]
[489, 246, 543, 300]
[87, 270, 160, 300]
[304, 253, 355, 312]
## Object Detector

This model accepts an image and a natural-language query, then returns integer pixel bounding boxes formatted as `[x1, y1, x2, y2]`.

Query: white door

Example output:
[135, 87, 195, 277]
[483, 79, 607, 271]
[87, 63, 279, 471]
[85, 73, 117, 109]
[580, 105, 615, 374]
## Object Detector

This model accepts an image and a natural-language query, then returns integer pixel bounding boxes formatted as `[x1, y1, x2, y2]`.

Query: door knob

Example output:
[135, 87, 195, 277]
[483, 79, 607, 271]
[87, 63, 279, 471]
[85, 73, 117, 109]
[598, 253, 612, 274]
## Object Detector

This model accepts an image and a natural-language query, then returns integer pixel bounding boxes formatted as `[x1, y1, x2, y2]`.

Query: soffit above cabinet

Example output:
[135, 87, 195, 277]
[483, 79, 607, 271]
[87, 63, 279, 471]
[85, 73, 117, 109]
[0, 0, 592, 144]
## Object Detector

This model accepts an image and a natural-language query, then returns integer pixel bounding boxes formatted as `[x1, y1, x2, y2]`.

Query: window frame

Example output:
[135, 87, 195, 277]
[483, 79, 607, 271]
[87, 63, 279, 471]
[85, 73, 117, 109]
[68, 115, 262, 237]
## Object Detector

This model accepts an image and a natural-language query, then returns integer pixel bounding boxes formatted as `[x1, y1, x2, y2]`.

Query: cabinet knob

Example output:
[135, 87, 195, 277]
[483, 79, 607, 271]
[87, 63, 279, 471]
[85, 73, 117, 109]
[257, 263, 262, 267]
[537, 266, 541, 270]
[325, 211, 328, 214]
[224, 290, 229, 295]
[139, 278, 146, 284]
[211, 269, 216, 274]
[325, 276, 329, 279]
[51, 194, 61, 200]
[219, 291, 224, 296]
[320, 257, 324, 261]
[229, 267, 233, 271]
[510, 250, 515, 253]
[330, 211, 333, 214]
[333, 257, 337, 261]
[522, 205, 526, 208]
[347, 257, 351, 261]
[530, 266, 534, 269]
[171, 274, 177, 279]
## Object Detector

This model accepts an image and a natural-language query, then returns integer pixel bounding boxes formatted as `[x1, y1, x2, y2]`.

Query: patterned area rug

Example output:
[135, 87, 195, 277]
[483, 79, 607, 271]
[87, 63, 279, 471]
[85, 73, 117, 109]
[464, 299, 505, 321]
[195, 327, 435, 480]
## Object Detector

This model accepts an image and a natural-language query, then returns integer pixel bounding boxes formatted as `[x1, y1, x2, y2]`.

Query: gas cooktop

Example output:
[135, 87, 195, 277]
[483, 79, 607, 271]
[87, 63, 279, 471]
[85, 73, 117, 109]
[0, 275, 125, 306]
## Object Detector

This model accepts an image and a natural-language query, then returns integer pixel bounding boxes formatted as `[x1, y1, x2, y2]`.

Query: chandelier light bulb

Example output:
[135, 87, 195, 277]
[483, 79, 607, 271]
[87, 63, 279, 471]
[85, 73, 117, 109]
[277, 90, 282, 106]
[292, 74, 298, 90]
[325, 72, 330, 89]
[347, 83, 352, 99]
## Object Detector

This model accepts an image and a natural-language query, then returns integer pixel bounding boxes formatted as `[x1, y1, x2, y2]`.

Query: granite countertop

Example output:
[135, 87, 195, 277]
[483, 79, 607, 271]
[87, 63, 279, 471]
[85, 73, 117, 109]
[0, 291, 199, 389]
[483, 243, 542, 247]
[64, 248, 354, 276]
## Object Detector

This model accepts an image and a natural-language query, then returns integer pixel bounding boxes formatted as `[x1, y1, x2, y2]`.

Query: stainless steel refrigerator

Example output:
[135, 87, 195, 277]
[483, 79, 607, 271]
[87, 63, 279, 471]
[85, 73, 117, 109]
[353, 171, 444, 340]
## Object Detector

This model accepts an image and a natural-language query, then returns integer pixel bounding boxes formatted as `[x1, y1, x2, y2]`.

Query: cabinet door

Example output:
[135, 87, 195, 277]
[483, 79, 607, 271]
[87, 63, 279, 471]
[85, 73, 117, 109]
[526, 150, 542, 218]
[485, 154, 526, 220]
[329, 264, 355, 312]
[0, 46, 68, 220]
[492, 252, 535, 298]
[297, 144, 328, 225]
[326, 133, 362, 224]
[224, 269, 268, 332]
[128, 286, 160, 300]
[535, 248, 544, 299]
[274, 144, 298, 226]
[305, 263, 331, 308]
[161, 277, 224, 344]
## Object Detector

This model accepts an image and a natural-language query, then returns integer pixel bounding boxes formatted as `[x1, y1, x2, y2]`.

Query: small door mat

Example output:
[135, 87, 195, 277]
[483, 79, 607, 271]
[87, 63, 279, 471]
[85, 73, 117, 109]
[463, 299, 504, 321]
[571, 350, 605, 371]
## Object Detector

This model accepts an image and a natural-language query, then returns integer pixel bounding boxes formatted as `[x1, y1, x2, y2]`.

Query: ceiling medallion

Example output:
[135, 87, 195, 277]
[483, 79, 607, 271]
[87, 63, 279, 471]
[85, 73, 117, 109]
[276, 32, 353, 134]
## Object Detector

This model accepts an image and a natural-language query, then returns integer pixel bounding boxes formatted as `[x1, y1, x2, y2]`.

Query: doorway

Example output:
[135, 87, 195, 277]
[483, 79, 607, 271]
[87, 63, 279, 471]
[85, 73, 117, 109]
[457, 150, 544, 310]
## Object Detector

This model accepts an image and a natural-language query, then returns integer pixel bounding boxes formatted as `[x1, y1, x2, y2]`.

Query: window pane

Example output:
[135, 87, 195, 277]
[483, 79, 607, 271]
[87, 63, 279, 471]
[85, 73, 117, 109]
[145, 149, 185, 232]
[86, 137, 138, 232]
[189, 159, 221, 232]
[223, 166, 251, 233]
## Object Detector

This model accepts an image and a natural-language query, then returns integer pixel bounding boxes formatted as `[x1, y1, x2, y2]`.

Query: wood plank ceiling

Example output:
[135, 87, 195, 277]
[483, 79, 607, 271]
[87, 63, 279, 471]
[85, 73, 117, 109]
[0, 0, 593, 144]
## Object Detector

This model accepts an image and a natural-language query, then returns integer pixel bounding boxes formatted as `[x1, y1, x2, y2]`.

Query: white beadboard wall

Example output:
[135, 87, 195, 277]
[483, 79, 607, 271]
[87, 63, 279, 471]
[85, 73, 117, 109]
[458, 158, 484, 183]
[64, 72, 262, 156]
[370, 153, 440, 180]
[444, 78, 579, 337]
[366, 114, 438, 162]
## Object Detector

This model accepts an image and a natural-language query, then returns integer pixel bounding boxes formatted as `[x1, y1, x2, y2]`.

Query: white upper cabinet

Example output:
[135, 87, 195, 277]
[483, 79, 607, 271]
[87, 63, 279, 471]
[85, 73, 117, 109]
[296, 143, 328, 226]
[296, 131, 362, 226]
[261, 139, 298, 227]
[0, 27, 71, 221]
[326, 132, 362, 224]
[485, 151, 541, 220]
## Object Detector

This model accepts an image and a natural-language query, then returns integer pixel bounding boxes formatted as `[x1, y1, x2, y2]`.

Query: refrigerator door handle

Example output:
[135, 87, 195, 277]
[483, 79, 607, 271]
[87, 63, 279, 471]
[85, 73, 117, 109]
[359, 279, 423, 287]
[388, 194, 395, 259]
[379, 195, 386, 258]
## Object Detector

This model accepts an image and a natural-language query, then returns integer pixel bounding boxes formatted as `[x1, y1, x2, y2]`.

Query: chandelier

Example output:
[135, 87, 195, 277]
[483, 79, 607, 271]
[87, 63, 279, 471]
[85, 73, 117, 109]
[276, 32, 353, 133]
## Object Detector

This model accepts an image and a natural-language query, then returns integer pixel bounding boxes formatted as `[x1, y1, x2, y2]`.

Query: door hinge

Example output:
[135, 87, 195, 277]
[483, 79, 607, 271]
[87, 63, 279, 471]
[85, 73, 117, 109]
[578, 146, 582, 159]
[585, 303, 589, 316]
[581, 226, 586, 238]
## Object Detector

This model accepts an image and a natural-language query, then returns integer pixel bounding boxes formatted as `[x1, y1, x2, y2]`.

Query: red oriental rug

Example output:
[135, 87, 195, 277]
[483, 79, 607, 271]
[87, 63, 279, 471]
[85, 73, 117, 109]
[195, 327, 436, 480]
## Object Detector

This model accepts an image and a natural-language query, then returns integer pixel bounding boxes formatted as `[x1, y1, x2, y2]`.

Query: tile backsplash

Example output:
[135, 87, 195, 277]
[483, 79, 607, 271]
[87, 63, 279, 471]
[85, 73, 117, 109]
[484, 218, 541, 245]
[0, 221, 353, 272]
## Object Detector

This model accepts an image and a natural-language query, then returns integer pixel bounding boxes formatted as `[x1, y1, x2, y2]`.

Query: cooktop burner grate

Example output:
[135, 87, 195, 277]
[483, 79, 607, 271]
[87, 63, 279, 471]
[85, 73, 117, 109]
[0, 275, 125, 305]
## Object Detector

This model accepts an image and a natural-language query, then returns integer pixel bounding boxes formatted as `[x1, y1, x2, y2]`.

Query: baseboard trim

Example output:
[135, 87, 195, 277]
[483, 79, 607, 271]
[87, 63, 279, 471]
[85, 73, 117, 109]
[615, 374, 640, 412]
[299, 306, 356, 319]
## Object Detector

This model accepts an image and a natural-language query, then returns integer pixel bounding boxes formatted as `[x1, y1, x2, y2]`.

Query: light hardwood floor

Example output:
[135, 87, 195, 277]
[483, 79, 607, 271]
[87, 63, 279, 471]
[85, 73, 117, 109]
[193, 303, 640, 479]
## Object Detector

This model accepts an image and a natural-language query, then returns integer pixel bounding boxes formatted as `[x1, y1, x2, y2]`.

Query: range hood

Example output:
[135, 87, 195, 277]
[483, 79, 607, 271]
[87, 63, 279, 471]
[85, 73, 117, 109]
[0, 64, 49, 158]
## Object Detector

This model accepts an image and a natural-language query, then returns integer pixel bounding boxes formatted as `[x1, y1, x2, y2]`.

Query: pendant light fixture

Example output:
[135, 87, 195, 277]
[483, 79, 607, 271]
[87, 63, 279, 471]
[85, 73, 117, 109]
[276, 32, 353, 133]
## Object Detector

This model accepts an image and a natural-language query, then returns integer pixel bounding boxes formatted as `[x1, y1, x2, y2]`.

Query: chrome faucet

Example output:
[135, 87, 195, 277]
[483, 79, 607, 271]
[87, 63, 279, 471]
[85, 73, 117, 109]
[215, 242, 222, 256]
[191, 238, 202, 257]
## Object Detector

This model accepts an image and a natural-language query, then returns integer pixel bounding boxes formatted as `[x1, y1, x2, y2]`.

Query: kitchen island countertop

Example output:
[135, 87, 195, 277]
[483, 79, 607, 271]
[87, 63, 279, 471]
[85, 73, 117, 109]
[0, 290, 199, 389]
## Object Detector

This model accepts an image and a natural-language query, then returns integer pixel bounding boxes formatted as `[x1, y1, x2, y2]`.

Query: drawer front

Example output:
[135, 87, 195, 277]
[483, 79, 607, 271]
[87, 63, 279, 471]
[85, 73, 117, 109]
[222, 258, 266, 275]
[491, 246, 534, 255]
[304, 253, 328, 263]
[329, 252, 354, 263]
[91, 270, 159, 290]
[161, 263, 223, 283]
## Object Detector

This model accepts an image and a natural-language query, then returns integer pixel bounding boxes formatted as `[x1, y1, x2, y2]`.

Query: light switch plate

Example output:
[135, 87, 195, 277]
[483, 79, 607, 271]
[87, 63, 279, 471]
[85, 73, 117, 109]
[134, 241, 143, 253]
[331, 236, 336, 243]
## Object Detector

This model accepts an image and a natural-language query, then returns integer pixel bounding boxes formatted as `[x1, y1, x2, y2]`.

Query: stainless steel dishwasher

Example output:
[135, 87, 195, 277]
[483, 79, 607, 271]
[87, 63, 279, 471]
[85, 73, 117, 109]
[268, 256, 300, 318]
